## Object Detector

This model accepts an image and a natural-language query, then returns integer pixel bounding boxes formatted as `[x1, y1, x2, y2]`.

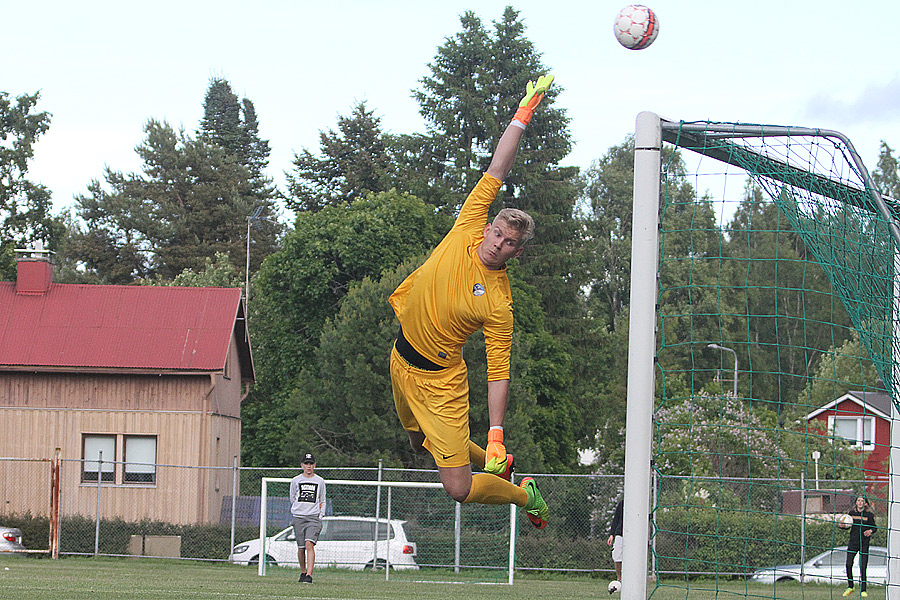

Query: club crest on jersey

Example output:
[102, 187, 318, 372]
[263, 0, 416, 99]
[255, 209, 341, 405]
[472, 283, 486, 297]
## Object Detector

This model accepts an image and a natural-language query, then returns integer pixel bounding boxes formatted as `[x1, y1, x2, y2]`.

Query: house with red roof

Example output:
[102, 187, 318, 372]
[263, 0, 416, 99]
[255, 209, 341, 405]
[804, 388, 892, 482]
[0, 248, 254, 525]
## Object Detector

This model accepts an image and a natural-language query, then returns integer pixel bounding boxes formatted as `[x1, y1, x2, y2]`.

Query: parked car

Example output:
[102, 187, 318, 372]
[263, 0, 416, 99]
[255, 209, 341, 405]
[0, 527, 26, 554]
[750, 546, 888, 585]
[230, 515, 418, 570]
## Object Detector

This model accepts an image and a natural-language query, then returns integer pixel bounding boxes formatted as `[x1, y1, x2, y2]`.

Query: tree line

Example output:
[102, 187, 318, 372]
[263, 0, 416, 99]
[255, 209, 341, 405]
[2, 6, 892, 478]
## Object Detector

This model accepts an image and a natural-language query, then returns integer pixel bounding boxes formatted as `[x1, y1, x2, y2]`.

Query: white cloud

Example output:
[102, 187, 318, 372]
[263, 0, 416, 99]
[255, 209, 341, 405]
[805, 76, 900, 125]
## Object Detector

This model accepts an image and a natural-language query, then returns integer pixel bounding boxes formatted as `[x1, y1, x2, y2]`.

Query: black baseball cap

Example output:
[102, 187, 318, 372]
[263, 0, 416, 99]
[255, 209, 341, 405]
[301, 452, 316, 464]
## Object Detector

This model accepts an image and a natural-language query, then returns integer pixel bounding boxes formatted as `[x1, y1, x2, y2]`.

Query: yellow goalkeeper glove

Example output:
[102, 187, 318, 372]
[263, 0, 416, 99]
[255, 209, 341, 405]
[484, 428, 508, 475]
[512, 74, 554, 127]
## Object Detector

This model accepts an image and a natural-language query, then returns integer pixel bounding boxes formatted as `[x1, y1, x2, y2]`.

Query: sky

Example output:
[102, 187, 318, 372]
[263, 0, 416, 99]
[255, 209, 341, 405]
[6, 0, 900, 222]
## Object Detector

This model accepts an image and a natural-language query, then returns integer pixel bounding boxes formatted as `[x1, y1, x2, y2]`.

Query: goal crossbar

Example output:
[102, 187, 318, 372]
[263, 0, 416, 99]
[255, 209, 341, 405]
[659, 118, 900, 245]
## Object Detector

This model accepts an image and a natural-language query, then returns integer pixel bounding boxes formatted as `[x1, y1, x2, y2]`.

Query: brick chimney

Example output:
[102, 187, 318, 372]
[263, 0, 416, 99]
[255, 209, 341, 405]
[14, 242, 54, 296]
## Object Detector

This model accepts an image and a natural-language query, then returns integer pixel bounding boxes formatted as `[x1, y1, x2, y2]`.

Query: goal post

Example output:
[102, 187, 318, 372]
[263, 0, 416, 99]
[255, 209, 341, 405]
[622, 111, 662, 600]
[257, 476, 517, 584]
[627, 112, 900, 600]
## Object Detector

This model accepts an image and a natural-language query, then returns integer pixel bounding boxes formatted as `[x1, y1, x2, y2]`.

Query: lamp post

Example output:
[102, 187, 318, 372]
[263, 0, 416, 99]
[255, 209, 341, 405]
[707, 343, 738, 397]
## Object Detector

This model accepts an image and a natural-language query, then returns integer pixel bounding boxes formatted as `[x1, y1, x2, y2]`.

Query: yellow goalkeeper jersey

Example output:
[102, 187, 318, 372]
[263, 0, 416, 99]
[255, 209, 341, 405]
[389, 173, 514, 382]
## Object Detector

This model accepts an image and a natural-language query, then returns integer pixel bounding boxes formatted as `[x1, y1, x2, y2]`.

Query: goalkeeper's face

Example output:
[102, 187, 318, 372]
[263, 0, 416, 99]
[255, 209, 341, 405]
[302, 461, 316, 475]
[477, 219, 525, 270]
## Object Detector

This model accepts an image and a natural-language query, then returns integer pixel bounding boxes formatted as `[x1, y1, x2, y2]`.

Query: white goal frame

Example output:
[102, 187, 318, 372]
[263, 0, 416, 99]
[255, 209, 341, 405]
[258, 477, 517, 584]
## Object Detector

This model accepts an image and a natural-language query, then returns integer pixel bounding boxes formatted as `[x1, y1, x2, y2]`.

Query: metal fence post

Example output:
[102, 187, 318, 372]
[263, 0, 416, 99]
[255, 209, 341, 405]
[799, 472, 806, 584]
[229, 455, 238, 561]
[94, 451, 102, 557]
[373, 459, 383, 569]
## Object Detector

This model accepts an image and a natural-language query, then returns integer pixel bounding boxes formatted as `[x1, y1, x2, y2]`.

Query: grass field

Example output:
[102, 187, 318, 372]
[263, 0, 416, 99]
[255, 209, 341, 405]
[0, 556, 887, 600]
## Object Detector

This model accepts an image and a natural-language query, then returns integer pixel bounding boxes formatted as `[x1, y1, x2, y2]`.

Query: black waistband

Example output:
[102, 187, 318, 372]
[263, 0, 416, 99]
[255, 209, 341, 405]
[396, 327, 445, 371]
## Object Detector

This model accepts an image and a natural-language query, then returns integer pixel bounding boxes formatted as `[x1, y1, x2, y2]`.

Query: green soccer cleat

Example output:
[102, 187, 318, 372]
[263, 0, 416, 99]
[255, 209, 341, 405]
[842, 588, 854, 597]
[861, 592, 867, 598]
[520, 477, 549, 529]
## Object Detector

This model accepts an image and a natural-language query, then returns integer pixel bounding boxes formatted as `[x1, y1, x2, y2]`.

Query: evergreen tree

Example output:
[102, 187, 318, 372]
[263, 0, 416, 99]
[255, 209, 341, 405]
[412, 7, 572, 202]
[70, 79, 281, 284]
[412, 6, 583, 337]
[72, 120, 260, 281]
[199, 77, 281, 272]
[200, 77, 272, 184]
[286, 102, 393, 212]
[413, 10, 492, 195]
[872, 141, 900, 199]
[725, 183, 853, 411]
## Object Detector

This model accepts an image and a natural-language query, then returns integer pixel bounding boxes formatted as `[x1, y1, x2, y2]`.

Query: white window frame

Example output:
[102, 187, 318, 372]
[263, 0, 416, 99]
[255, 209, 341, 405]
[827, 415, 876, 451]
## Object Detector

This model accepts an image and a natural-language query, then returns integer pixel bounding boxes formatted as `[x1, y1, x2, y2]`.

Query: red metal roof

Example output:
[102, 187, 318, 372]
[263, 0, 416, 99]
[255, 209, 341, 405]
[0, 282, 251, 376]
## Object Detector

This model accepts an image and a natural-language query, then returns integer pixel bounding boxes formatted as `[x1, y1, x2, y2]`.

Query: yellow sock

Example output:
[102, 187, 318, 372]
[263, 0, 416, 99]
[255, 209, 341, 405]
[463, 473, 527, 506]
[468, 441, 486, 469]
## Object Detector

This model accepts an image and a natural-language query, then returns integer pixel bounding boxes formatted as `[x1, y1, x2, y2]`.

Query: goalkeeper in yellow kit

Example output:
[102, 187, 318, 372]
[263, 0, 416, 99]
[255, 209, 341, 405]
[389, 75, 553, 529]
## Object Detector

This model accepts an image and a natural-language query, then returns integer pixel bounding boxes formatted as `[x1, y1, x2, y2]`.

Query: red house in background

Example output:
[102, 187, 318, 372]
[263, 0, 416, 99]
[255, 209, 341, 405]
[804, 390, 892, 481]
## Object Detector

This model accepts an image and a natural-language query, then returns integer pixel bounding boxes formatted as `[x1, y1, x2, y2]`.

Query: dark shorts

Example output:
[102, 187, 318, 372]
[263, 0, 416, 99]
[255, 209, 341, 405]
[292, 516, 322, 546]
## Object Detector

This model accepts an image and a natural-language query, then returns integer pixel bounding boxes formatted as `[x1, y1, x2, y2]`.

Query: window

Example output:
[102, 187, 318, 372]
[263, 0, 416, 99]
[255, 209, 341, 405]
[82, 435, 116, 483]
[319, 520, 393, 542]
[124, 436, 157, 483]
[81, 433, 158, 485]
[829, 415, 875, 450]
[817, 550, 846, 567]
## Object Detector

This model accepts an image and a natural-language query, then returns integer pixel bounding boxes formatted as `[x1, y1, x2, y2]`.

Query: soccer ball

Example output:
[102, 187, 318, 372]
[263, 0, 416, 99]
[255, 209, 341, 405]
[608, 580, 622, 594]
[838, 513, 854, 529]
[613, 5, 659, 50]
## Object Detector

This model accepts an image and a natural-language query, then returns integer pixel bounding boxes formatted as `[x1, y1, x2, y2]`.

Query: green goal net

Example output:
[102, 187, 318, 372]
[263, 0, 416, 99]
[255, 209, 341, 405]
[625, 114, 899, 599]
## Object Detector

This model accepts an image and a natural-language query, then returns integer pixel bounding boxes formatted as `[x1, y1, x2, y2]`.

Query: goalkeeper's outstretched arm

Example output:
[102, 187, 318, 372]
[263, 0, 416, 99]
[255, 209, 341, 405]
[486, 74, 554, 181]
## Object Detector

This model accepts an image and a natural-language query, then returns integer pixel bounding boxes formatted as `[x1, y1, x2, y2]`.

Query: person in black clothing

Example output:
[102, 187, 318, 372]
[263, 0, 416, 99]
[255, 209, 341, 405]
[607, 498, 624, 582]
[843, 495, 877, 597]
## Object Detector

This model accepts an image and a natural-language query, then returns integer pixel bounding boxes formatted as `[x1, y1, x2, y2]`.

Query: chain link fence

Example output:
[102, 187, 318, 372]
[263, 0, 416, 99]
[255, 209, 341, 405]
[653, 475, 887, 577]
[1, 456, 887, 579]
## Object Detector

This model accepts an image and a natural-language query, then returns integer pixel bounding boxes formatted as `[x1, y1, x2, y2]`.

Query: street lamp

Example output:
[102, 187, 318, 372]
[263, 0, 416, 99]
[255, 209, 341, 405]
[707, 343, 738, 397]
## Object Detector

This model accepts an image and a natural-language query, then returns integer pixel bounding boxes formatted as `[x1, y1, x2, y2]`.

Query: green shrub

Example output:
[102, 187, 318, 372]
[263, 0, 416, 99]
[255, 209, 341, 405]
[1, 513, 258, 559]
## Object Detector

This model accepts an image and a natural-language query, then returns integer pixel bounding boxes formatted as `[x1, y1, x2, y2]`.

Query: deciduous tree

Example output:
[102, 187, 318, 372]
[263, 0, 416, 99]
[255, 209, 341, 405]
[0, 91, 62, 278]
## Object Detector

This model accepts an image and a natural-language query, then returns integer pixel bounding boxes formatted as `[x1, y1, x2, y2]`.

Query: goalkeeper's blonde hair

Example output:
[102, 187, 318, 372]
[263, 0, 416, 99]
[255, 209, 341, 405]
[495, 208, 534, 246]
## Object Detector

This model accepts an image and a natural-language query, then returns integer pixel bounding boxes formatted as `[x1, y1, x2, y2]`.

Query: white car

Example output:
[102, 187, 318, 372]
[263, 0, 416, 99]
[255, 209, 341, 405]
[750, 546, 888, 585]
[230, 515, 418, 570]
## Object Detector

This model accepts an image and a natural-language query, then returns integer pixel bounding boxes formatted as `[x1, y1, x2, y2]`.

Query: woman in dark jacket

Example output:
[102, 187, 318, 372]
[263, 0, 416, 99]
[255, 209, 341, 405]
[843, 495, 877, 597]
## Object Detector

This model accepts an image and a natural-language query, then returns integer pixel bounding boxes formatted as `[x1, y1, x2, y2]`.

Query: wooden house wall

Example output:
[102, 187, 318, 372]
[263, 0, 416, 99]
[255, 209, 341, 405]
[0, 367, 244, 524]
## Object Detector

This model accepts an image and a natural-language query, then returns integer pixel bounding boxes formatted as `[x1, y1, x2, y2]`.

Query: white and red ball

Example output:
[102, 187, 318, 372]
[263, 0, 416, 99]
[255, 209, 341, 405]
[613, 5, 659, 50]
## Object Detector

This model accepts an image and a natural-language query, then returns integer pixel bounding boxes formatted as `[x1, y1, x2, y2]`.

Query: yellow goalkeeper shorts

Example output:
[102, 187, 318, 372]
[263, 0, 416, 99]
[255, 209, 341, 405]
[390, 343, 471, 468]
